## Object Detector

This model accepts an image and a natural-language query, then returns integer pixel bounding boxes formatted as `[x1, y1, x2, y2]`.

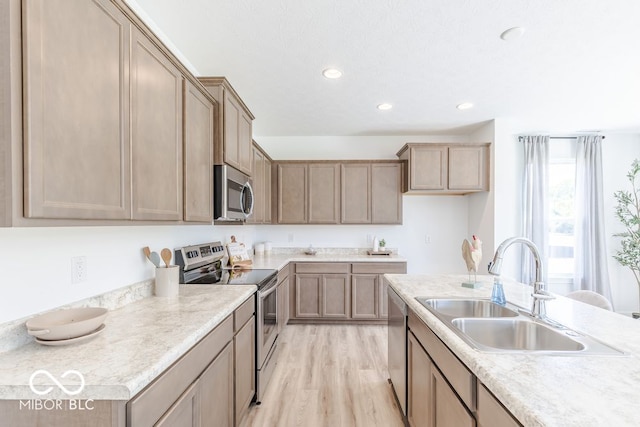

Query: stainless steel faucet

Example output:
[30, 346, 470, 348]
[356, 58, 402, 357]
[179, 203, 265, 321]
[487, 237, 555, 318]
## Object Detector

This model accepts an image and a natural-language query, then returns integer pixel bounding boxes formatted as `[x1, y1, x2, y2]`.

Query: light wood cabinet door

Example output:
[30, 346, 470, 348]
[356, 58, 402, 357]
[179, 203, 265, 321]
[410, 146, 447, 190]
[235, 316, 255, 426]
[238, 112, 253, 176]
[408, 332, 432, 427]
[223, 91, 240, 171]
[295, 274, 322, 318]
[183, 80, 214, 222]
[199, 342, 234, 427]
[308, 163, 340, 224]
[352, 274, 378, 319]
[251, 147, 265, 223]
[341, 164, 371, 223]
[380, 275, 389, 318]
[23, 0, 131, 219]
[432, 367, 475, 427]
[264, 157, 272, 223]
[322, 274, 350, 318]
[131, 28, 183, 220]
[371, 163, 403, 224]
[278, 164, 307, 224]
[476, 383, 521, 427]
[448, 145, 489, 191]
[156, 380, 199, 427]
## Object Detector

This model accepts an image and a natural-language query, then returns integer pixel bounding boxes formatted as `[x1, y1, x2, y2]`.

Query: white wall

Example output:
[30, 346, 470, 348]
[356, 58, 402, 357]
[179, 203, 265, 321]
[256, 135, 470, 160]
[254, 195, 469, 274]
[0, 224, 252, 323]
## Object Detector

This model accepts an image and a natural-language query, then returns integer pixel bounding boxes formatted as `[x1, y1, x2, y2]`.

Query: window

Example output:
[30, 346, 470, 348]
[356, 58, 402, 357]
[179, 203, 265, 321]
[548, 141, 576, 283]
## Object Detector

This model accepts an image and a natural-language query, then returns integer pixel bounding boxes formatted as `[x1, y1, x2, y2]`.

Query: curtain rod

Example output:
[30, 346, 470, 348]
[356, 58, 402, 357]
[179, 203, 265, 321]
[518, 136, 606, 141]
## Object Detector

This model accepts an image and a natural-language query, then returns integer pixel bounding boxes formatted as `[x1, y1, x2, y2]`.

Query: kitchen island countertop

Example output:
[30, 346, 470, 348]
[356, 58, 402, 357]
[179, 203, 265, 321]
[0, 285, 256, 401]
[386, 274, 640, 427]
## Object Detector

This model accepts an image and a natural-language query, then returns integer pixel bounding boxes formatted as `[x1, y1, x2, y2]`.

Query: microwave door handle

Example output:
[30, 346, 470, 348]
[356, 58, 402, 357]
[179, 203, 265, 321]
[241, 182, 254, 216]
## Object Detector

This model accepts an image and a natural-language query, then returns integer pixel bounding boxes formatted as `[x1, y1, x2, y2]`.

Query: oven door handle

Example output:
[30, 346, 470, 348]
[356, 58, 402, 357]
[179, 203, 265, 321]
[260, 279, 278, 298]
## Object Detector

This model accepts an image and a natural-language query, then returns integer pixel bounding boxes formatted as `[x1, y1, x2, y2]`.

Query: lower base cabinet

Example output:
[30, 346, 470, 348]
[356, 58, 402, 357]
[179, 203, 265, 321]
[406, 309, 521, 427]
[200, 343, 234, 426]
[291, 262, 407, 322]
[128, 296, 256, 427]
[234, 315, 255, 425]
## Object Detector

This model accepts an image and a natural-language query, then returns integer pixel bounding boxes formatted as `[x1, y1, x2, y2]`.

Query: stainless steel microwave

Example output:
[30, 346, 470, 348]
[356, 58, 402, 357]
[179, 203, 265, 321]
[214, 165, 254, 221]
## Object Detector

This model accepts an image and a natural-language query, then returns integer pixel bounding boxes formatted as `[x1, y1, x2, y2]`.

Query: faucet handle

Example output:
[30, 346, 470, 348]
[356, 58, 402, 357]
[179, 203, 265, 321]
[531, 292, 555, 301]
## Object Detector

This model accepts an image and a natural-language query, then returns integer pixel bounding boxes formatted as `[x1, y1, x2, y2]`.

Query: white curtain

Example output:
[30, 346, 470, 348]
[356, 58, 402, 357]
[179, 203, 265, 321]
[521, 136, 549, 285]
[574, 135, 613, 304]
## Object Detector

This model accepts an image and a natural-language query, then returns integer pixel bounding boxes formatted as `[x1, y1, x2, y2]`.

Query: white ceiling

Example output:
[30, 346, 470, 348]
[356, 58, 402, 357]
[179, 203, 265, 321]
[130, 0, 640, 137]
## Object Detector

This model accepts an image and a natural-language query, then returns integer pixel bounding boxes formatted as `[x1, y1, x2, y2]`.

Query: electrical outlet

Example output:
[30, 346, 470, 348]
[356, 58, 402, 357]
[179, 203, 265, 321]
[425, 235, 432, 244]
[71, 256, 87, 284]
[288, 233, 294, 243]
[366, 234, 372, 244]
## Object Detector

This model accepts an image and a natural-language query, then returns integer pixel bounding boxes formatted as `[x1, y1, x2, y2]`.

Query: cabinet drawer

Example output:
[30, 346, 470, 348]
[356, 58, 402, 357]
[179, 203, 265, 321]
[408, 310, 475, 410]
[127, 315, 233, 426]
[477, 383, 521, 427]
[351, 262, 406, 274]
[234, 295, 255, 332]
[295, 262, 350, 274]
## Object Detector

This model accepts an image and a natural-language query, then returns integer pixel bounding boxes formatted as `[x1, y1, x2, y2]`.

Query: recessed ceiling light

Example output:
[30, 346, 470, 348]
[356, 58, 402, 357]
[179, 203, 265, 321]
[377, 103, 393, 110]
[456, 102, 474, 110]
[322, 68, 342, 79]
[500, 27, 525, 41]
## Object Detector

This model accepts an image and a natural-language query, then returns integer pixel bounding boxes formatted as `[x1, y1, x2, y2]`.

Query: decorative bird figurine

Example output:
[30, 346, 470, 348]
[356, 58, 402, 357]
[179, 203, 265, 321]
[461, 235, 483, 285]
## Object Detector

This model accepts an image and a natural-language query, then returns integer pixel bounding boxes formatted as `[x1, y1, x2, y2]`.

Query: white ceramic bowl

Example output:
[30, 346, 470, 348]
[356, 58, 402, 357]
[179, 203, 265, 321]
[26, 307, 108, 341]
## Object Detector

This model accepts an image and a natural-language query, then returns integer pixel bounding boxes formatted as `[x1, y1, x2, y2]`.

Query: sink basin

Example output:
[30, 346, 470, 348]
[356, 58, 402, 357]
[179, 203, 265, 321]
[414, 297, 626, 355]
[417, 298, 519, 318]
[451, 318, 585, 352]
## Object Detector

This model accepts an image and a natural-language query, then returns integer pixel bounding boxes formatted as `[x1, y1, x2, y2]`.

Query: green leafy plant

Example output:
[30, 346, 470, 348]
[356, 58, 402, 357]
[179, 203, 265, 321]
[379, 239, 386, 247]
[613, 159, 640, 312]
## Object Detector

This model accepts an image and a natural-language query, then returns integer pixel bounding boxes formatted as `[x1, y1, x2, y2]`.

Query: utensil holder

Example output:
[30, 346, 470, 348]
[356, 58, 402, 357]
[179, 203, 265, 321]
[155, 266, 179, 297]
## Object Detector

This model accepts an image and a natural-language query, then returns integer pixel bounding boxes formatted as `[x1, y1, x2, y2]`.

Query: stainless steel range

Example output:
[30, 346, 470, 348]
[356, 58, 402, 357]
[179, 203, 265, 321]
[175, 241, 279, 404]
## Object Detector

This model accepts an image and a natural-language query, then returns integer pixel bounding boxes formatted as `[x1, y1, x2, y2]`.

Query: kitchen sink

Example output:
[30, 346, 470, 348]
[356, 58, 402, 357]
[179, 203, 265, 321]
[418, 298, 519, 319]
[451, 318, 585, 352]
[415, 297, 626, 356]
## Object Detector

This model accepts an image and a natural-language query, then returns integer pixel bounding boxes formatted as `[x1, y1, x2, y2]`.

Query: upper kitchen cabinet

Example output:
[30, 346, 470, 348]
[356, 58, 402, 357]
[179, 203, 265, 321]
[250, 141, 272, 224]
[183, 80, 215, 223]
[22, 0, 132, 220]
[341, 164, 370, 223]
[8, 0, 218, 226]
[276, 162, 340, 224]
[308, 163, 340, 224]
[199, 77, 255, 177]
[397, 143, 490, 194]
[341, 162, 403, 224]
[277, 163, 307, 224]
[131, 28, 183, 221]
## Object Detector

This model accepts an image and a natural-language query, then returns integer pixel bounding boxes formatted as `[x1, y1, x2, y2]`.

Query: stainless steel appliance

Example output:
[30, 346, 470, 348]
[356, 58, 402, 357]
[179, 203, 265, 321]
[388, 286, 407, 418]
[214, 165, 254, 221]
[175, 242, 279, 404]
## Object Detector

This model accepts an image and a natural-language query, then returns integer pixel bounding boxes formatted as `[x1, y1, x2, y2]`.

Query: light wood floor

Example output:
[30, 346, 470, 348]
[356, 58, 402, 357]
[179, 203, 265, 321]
[241, 324, 405, 427]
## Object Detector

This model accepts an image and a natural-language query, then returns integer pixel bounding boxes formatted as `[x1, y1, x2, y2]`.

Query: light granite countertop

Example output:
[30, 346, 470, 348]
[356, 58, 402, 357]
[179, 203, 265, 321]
[386, 274, 640, 427]
[249, 252, 407, 270]
[0, 285, 256, 401]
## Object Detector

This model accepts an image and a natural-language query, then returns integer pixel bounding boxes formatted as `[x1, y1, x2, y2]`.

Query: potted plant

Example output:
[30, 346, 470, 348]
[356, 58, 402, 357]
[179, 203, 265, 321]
[613, 159, 640, 318]
[379, 239, 386, 249]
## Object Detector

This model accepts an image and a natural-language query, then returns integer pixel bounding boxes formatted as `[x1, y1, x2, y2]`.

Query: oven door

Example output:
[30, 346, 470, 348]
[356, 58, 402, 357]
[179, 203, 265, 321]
[256, 277, 278, 368]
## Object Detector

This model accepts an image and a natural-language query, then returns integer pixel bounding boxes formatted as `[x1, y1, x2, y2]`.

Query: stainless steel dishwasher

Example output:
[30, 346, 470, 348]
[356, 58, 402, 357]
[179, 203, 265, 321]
[388, 286, 407, 418]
